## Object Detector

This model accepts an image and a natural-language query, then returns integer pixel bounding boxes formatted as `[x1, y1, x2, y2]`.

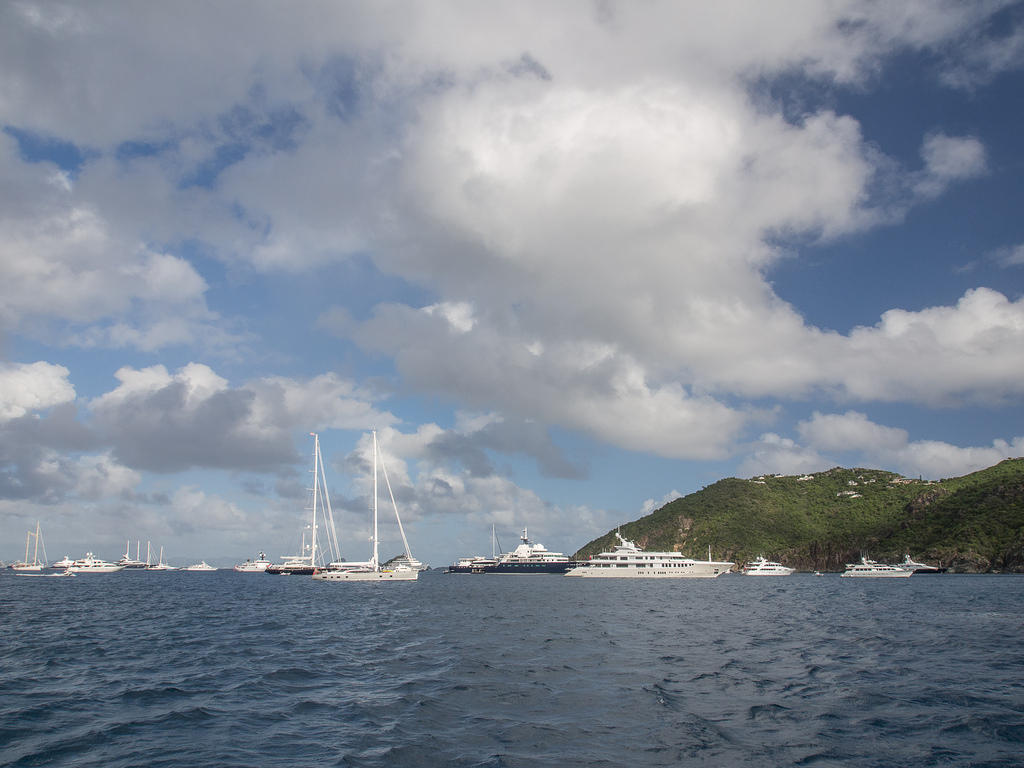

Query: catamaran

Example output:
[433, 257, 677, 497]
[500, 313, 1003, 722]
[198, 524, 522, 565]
[313, 431, 418, 582]
[10, 521, 47, 572]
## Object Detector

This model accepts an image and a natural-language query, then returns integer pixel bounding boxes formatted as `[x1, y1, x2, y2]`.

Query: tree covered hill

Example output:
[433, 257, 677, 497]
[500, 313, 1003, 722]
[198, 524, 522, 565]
[572, 459, 1024, 573]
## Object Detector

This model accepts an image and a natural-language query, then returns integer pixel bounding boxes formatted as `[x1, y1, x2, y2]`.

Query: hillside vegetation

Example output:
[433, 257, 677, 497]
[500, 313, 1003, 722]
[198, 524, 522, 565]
[573, 459, 1024, 572]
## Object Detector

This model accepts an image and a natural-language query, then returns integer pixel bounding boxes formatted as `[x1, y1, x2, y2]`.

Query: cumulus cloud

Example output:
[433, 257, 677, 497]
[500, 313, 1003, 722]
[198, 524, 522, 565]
[89, 363, 397, 473]
[843, 288, 1024, 405]
[914, 132, 987, 198]
[0, 361, 75, 420]
[758, 410, 1024, 480]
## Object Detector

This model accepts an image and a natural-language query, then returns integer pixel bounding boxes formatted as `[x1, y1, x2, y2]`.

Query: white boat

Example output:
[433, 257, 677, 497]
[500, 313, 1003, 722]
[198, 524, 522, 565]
[184, 561, 217, 571]
[69, 553, 125, 573]
[234, 551, 272, 572]
[742, 556, 795, 576]
[268, 433, 345, 576]
[147, 546, 178, 571]
[51, 555, 75, 569]
[383, 553, 429, 571]
[10, 521, 47, 572]
[565, 532, 733, 578]
[898, 554, 947, 574]
[841, 556, 913, 578]
[313, 431, 418, 582]
[117, 540, 148, 569]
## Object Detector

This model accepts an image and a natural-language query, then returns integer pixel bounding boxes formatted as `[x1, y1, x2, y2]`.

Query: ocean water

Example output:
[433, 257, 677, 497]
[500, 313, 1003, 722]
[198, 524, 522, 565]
[1, 570, 1021, 768]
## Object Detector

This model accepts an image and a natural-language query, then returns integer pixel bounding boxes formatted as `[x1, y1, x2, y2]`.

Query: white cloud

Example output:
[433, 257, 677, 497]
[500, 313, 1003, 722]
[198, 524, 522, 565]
[793, 410, 1024, 480]
[914, 133, 987, 198]
[89, 363, 397, 473]
[0, 361, 76, 420]
[844, 288, 1024, 404]
[738, 433, 831, 477]
[991, 243, 1024, 268]
[797, 411, 909, 452]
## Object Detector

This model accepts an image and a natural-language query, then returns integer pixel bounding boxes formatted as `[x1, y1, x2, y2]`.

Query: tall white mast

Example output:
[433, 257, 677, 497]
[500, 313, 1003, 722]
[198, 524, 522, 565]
[372, 430, 379, 569]
[309, 433, 319, 568]
[33, 521, 40, 565]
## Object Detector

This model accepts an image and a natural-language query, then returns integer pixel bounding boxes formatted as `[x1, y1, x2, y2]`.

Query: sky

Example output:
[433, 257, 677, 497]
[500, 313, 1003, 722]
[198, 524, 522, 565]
[2, 1, 1023, 568]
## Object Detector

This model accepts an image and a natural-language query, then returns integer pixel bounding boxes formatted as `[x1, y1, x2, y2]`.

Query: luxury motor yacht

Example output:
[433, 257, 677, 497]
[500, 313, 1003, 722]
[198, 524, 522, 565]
[183, 561, 217, 571]
[841, 557, 913, 578]
[480, 529, 576, 573]
[898, 554, 947, 574]
[69, 553, 125, 573]
[233, 551, 272, 572]
[445, 555, 499, 573]
[565, 532, 733, 578]
[741, 556, 795, 576]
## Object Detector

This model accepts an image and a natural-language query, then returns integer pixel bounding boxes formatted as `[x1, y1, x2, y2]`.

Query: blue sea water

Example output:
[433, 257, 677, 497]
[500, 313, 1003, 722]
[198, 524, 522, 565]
[0, 570, 1021, 768]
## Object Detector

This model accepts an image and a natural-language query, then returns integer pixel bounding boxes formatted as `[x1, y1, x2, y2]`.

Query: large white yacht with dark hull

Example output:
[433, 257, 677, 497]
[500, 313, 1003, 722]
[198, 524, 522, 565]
[448, 529, 577, 574]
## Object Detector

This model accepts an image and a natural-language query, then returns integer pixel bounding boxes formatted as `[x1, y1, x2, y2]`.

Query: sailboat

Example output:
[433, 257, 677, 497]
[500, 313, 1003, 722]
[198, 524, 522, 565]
[117, 540, 148, 568]
[10, 521, 47, 571]
[313, 430, 418, 582]
[267, 432, 344, 575]
[147, 546, 178, 571]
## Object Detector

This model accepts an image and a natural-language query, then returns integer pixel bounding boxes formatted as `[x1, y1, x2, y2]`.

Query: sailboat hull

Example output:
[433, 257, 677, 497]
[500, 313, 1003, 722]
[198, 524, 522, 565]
[266, 564, 316, 575]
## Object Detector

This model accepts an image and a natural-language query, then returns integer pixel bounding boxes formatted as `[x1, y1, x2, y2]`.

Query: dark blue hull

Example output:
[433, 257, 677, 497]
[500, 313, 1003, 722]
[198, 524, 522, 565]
[446, 561, 580, 574]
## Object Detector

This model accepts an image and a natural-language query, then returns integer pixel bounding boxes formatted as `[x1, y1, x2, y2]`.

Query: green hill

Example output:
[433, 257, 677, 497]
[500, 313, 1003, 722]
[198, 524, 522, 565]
[573, 459, 1024, 573]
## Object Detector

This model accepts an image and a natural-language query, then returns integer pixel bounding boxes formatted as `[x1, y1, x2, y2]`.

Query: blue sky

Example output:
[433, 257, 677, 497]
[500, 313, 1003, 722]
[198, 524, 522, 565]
[2, 1, 1023, 567]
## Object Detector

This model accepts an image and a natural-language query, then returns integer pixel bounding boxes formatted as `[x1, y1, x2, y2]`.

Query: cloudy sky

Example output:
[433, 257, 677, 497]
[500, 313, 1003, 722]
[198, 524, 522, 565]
[2, 1, 1023, 567]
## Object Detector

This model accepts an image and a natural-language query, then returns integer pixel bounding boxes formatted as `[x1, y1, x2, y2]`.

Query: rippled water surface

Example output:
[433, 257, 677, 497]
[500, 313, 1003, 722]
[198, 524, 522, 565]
[1, 571, 1021, 767]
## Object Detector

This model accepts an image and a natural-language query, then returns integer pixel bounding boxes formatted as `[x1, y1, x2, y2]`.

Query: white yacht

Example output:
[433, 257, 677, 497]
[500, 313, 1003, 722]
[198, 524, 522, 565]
[51, 555, 75, 569]
[234, 551, 272, 572]
[898, 554, 947, 574]
[384, 553, 429, 571]
[841, 557, 913, 578]
[565, 532, 733, 578]
[184, 561, 217, 571]
[69, 553, 125, 573]
[742, 556, 795, 576]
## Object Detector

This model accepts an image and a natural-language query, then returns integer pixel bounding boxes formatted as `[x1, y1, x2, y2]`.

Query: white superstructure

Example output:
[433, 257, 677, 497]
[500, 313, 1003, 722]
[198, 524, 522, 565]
[565, 532, 733, 578]
[234, 551, 272, 572]
[741, 556, 795, 576]
[184, 561, 217, 571]
[841, 557, 913, 578]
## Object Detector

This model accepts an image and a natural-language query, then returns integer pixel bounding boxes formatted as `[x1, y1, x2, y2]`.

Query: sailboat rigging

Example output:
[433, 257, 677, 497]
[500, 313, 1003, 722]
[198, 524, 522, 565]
[267, 432, 343, 575]
[313, 430, 418, 582]
[10, 521, 47, 571]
